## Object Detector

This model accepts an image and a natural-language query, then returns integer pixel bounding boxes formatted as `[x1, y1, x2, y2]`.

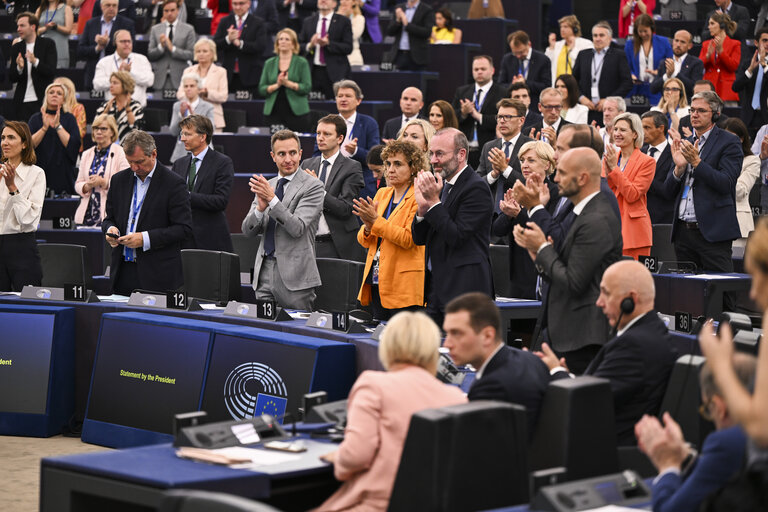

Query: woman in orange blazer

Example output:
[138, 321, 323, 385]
[699, 13, 741, 103]
[177, 39, 228, 132]
[316, 311, 467, 511]
[74, 114, 129, 226]
[353, 140, 427, 320]
[603, 112, 655, 259]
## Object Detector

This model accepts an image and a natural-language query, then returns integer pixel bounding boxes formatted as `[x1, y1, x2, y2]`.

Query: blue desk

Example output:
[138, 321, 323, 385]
[40, 439, 338, 512]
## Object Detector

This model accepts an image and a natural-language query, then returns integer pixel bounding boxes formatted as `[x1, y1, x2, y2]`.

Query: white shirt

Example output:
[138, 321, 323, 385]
[314, 150, 340, 236]
[0, 163, 46, 234]
[22, 41, 38, 103]
[472, 81, 493, 125]
[92, 52, 155, 106]
[189, 145, 208, 186]
[126, 165, 156, 254]
[157, 21, 177, 54]
[648, 139, 668, 161]
[312, 13, 333, 66]
[486, 133, 522, 184]
[664, 53, 688, 81]
[340, 111, 357, 157]
[616, 313, 646, 338]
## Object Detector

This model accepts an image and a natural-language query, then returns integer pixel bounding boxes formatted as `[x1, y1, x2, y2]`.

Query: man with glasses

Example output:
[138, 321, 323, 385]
[498, 30, 551, 107]
[452, 55, 507, 168]
[92, 29, 154, 107]
[635, 353, 755, 511]
[213, 0, 268, 95]
[650, 30, 704, 101]
[171, 115, 234, 252]
[78, 0, 136, 91]
[573, 20, 632, 125]
[528, 87, 570, 146]
[477, 98, 532, 220]
[664, 91, 743, 272]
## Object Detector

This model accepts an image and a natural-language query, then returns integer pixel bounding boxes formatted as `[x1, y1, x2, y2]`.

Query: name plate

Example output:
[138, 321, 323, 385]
[162, 89, 178, 99]
[305, 311, 366, 334]
[52, 216, 74, 230]
[234, 90, 253, 100]
[90, 89, 105, 99]
[222, 300, 292, 321]
[166, 291, 188, 310]
[21, 285, 99, 302]
[638, 255, 658, 273]
[370, 323, 385, 341]
[675, 311, 692, 333]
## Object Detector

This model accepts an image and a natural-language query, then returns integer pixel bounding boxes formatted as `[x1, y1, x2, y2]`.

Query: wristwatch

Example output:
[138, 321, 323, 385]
[8, 190, 18, 196]
[55, 125, 63, 131]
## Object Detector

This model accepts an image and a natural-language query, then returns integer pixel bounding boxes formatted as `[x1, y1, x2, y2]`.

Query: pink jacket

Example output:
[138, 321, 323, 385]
[316, 366, 467, 511]
[177, 64, 228, 131]
[74, 143, 129, 224]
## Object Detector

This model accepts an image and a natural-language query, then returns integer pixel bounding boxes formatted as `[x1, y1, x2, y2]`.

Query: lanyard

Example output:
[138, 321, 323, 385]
[90, 146, 110, 176]
[129, 178, 147, 233]
[43, 7, 56, 25]
[592, 51, 605, 83]
[519, 58, 529, 78]
[384, 186, 410, 219]
[114, 55, 130, 69]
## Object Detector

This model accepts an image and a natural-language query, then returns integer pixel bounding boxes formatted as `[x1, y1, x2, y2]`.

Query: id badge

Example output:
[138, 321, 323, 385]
[682, 184, 690, 199]
[591, 85, 599, 103]
[372, 262, 379, 285]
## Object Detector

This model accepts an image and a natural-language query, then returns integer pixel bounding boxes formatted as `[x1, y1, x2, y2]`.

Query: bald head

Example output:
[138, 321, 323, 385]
[400, 87, 424, 117]
[597, 260, 656, 329]
[554, 147, 602, 202]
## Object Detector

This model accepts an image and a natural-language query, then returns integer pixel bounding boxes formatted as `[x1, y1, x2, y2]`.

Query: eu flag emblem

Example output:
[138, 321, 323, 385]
[255, 393, 287, 423]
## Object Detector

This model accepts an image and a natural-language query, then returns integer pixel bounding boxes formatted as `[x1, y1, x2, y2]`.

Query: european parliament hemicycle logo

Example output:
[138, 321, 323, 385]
[224, 362, 288, 421]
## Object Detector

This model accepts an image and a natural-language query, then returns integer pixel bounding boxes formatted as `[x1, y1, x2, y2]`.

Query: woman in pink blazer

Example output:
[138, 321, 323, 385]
[74, 114, 129, 226]
[177, 39, 228, 132]
[603, 112, 656, 259]
[316, 312, 467, 511]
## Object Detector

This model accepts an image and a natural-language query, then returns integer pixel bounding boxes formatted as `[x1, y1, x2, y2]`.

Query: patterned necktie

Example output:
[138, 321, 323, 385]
[263, 178, 288, 256]
[318, 160, 329, 183]
[187, 157, 199, 191]
[319, 17, 328, 65]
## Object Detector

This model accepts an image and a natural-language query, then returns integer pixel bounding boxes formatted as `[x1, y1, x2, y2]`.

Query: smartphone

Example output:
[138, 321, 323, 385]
[106, 232, 119, 239]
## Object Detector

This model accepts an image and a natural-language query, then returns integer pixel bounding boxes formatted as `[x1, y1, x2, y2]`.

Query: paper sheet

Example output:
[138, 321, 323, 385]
[682, 274, 744, 280]
[213, 446, 302, 467]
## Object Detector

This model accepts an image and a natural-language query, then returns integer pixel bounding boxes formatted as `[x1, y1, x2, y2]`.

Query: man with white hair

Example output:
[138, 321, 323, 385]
[599, 96, 626, 146]
[77, 0, 135, 90]
[535, 260, 679, 445]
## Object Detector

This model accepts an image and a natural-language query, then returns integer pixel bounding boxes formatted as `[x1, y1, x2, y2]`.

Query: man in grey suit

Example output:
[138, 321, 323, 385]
[513, 147, 622, 374]
[169, 73, 216, 162]
[242, 130, 325, 310]
[300, 114, 365, 260]
[147, 0, 195, 92]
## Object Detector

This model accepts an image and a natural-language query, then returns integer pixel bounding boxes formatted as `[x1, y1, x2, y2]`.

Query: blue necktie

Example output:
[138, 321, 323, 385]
[494, 141, 512, 213]
[263, 178, 288, 256]
[318, 160, 329, 184]
[752, 65, 764, 110]
[441, 182, 453, 203]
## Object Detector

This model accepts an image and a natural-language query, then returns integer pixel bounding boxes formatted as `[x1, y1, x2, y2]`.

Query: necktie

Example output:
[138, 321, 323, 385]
[494, 141, 512, 213]
[187, 157, 199, 191]
[250, 0, 258, 14]
[648, 147, 658, 158]
[319, 17, 327, 65]
[441, 182, 453, 203]
[752, 65, 764, 110]
[168, 22, 174, 42]
[553, 196, 568, 217]
[503, 141, 512, 159]
[263, 178, 288, 256]
[234, 16, 242, 72]
[318, 160, 329, 183]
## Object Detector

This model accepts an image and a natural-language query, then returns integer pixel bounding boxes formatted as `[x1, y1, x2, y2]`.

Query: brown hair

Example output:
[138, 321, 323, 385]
[15, 11, 39, 29]
[110, 71, 135, 96]
[496, 98, 527, 117]
[445, 292, 501, 340]
[270, 129, 300, 151]
[710, 12, 738, 37]
[3, 121, 37, 165]
[179, 114, 214, 145]
[380, 139, 429, 179]
[316, 114, 347, 139]
[558, 15, 581, 37]
[428, 100, 459, 130]
[633, 14, 656, 55]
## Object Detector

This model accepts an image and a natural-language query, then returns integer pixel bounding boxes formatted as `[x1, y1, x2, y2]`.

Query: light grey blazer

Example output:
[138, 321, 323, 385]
[169, 99, 217, 162]
[241, 169, 325, 291]
[147, 21, 196, 90]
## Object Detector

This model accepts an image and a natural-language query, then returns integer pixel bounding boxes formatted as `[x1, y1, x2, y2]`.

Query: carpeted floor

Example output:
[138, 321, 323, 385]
[0, 435, 109, 512]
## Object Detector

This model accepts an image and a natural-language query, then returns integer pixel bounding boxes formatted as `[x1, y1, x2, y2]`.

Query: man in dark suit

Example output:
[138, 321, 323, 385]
[444, 292, 550, 438]
[678, 80, 730, 134]
[78, 0, 135, 90]
[298, 0, 352, 100]
[300, 114, 364, 260]
[381, 86, 424, 141]
[538, 260, 678, 445]
[514, 148, 622, 374]
[385, 0, 434, 71]
[333, 80, 380, 199]
[250, 0, 279, 35]
[10, 12, 57, 122]
[641, 111, 675, 224]
[412, 128, 493, 325]
[498, 30, 551, 107]
[509, 82, 543, 129]
[277, 0, 316, 33]
[573, 21, 633, 125]
[663, 91, 743, 272]
[528, 87, 571, 145]
[702, 0, 752, 42]
[171, 115, 234, 252]
[733, 28, 768, 136]
[636, 353, 755, 511]
[103, 131, 192, 296]
[452, 55, 507, 169]
[477, 98, 532, 219]
[649, 30, 704, 101]
[91, 0, 137, 21]
[213, 0, 268, 95]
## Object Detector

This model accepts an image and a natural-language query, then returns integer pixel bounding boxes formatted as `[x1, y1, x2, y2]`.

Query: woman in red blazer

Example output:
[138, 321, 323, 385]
[603, 112, 656, 259]
[699, 13, 741, 103]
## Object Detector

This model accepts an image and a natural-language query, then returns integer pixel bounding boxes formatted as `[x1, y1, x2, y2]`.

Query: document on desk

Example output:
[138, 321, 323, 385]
[214, 446, 302, 468]
[682, 274, 743, 280]
[495, 297, 539, 303]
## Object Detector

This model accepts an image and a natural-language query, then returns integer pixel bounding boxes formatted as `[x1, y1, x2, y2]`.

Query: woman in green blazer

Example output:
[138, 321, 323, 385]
[259, 28, 312, 133]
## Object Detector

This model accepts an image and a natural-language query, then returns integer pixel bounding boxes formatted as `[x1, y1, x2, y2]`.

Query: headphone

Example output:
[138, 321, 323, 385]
[620, 296, 635, 315]
[711, 109, 721, 123]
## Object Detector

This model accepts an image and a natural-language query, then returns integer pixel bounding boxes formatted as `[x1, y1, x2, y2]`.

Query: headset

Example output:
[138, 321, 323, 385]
[610, 296, 635, 338]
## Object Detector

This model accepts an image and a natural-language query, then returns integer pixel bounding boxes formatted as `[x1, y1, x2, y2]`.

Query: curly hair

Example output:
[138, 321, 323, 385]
[381, 140, 429, 178]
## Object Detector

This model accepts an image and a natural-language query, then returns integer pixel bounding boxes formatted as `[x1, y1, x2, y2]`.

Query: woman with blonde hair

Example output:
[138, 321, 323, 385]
[493, 140, 558, 298]
[96, 71, 145, 142]
[74, 114, 129, 226]
[28, 82, 81, 195]
[396, 119, 434, 153]
[651, 77, 689, 133]
[177, 38, 228, 132]
[354, 140, 428, 320]
[317, 311, 466, 511]
[0, 121, 45, 291]
[545, 15, 593, 84]
[54, 76, 87, 152]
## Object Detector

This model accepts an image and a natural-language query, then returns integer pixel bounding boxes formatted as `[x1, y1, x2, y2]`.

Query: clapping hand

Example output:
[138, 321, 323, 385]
[499, 188, 521, 218]
[0, 160, 17, 189]
[414, 170, 441, 217]
[249, 174, 275, 211]
[603, 143, 619, 172]
[352, 197, 378, 229]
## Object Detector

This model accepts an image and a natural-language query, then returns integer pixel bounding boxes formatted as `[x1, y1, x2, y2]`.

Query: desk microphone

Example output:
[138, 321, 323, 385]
[274, 411, 297, 438]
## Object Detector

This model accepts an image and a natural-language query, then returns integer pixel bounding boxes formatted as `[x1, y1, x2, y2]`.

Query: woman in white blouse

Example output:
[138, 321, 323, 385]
[545, 14, 593, 85]
[74, 114, 129, 226]
[338, 0, 364, 66]
[555, 74, 589, 124]
[722, 118, 761, 247]
[0, 121, 46, 291]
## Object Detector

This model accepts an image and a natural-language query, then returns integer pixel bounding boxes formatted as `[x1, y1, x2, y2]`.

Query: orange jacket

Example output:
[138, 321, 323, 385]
[357, 187, 425, 309]
[605, 148, 655, 250]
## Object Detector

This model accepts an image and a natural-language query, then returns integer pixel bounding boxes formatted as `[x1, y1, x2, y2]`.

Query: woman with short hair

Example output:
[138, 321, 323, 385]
[96, 71, 145, 142]
[397, 119, 434, 153]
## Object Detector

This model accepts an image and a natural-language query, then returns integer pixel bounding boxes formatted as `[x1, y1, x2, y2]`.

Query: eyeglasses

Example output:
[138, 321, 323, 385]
[92, 126, 109, 132]
[690, 108, 713, 115]
[663, 87, 682, 93]
[496, 114, 522, 121]
[540, 104, 562, 111]
[698, 399, 714, 421]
